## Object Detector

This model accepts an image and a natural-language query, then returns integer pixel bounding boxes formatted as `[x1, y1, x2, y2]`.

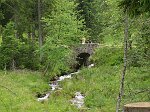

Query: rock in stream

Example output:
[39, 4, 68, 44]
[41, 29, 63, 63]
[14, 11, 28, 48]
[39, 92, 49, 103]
[70, 92, 85, 108]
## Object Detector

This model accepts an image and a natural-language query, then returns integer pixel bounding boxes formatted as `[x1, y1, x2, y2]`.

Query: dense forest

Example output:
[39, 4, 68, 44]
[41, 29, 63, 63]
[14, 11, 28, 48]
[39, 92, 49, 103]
[0, 0, 149, 112]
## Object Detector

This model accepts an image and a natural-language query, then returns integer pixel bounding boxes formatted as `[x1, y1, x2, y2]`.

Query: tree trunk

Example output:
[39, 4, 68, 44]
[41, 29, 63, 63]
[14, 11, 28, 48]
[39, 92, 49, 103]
[38, 0, 42, 61]
[11, 58, 16, 70]
[28, 31, 31, 41]
[31, 25, 36, 43]
[12, 14, 18, 70]
[14, 14, 19, 39]
[116, 11, 129, 112]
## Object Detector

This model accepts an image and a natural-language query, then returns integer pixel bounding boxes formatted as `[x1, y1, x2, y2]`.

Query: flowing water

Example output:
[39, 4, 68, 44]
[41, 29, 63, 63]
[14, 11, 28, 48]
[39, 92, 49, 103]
[70, 92, 85, 108]
[37, 64, 94, 108]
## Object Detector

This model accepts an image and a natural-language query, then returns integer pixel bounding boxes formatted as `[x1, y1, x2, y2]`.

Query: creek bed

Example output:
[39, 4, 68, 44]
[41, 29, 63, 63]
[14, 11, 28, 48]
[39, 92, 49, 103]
[37, 64, 94, 108]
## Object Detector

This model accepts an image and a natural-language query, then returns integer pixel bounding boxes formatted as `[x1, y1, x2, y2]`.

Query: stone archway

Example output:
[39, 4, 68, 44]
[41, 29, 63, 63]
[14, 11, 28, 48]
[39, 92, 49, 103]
[72, 43, 99, 70]
[75, 52, 90, 70]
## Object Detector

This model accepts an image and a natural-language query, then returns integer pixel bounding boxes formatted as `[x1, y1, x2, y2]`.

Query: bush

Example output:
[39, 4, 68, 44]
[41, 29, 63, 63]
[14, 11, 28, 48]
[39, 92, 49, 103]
[0, 22, 40, 70]
[91, 47, 123, 66]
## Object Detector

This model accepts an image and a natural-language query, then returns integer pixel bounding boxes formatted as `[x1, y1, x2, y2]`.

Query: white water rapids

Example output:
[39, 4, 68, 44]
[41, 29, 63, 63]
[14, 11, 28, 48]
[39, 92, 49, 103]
[37, 64, 94, 108]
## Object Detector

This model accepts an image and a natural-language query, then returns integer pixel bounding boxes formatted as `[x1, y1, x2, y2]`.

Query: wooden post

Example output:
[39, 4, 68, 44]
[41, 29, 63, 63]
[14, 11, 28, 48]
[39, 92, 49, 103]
[124, 102, 150, 112]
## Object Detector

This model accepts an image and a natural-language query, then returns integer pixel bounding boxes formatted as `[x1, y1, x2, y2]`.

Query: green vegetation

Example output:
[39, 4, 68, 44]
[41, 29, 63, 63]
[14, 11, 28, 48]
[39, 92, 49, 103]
[62, 66, 149, 111]
[0, 36, 2, 45]
[0, 0, 149, 111]
[0, 70, 48, 112]
[0, 70, 77, 112]
[0, 48, 149, 112]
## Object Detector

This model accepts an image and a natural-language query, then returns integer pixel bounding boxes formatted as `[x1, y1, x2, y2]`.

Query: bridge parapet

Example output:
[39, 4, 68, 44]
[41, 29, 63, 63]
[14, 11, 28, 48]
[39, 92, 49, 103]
[74, 43, 99, 56]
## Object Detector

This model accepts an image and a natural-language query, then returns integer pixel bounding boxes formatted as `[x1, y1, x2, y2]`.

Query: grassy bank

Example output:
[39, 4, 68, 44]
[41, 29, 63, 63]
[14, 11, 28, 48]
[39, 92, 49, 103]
[0, 70, 49, 112]
[61, 66, 149, 111]
[0, 47, 149, 112]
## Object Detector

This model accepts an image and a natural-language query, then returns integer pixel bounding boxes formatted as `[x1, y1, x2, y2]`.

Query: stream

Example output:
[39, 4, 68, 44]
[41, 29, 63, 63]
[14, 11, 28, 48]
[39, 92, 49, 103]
[37, 64, 94, 108]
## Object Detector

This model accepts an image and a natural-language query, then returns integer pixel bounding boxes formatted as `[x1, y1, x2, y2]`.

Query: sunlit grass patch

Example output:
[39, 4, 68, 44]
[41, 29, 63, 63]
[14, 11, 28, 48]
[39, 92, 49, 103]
[0, 70, 49, 112]
[60, 65, 149, 112]
[0, 50, 149, 112]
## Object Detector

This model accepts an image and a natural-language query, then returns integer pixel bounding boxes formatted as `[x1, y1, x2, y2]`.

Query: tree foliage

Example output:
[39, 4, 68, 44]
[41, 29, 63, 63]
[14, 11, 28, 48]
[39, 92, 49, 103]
[119, 0, 150, 16]
[0, 0, 149, 74]
[76, 0, 108, 42]
[41, 0, 87, 76]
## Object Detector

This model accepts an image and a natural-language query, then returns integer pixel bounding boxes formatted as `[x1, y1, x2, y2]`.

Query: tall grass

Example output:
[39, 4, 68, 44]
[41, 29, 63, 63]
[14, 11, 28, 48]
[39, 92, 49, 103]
[0, 47, 149, 112]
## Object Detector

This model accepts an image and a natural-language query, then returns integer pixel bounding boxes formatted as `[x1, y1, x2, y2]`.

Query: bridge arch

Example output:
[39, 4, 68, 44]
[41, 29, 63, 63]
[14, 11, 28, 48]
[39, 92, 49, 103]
[76, 52, 91, 69]
[72, 43, 99, 70]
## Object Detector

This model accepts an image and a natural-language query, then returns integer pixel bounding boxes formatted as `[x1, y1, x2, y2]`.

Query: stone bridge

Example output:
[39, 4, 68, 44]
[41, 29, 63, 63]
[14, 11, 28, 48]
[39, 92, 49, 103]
[74, 43, 99, 56]
[73, 43, 99, 69]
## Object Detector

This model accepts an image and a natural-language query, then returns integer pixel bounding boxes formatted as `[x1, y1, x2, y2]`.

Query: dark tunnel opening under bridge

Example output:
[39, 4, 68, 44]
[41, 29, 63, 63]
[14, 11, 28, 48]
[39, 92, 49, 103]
[75, 52, 91, 70]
